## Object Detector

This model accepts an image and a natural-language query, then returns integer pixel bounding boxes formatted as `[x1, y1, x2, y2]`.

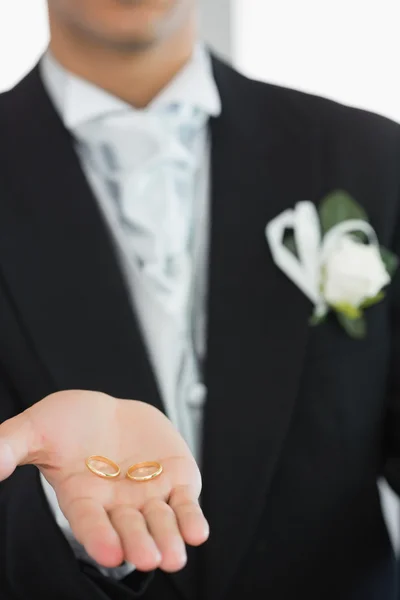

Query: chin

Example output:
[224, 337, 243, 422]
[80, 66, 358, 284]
[99, 33, 163, 53]
[87, 0, 182, 50]
[97, 22, 171, 52]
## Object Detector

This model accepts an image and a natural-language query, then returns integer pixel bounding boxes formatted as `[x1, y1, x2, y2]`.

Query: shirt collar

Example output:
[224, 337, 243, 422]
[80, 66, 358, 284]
[40, 44, 221, 131]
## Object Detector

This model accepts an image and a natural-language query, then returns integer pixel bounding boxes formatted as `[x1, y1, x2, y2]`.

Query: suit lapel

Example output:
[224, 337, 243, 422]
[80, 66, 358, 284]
[0, 68, 163, 411]
[201, 60, 322, 600]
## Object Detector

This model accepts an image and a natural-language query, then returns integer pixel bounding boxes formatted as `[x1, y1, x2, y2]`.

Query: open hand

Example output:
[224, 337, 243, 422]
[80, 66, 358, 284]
[0, 391, 209, 572]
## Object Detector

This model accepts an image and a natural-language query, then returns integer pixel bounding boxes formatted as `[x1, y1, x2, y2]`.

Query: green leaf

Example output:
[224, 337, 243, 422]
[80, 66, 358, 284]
[337, 313, 367, 339]
[360, 291, 385, 309]
[380, 246, 399, 277]
[283, 232, 297, 257]
[333, 302, 362, 320]
[318, 190, 368, 234]
[351, 231, 368, 244]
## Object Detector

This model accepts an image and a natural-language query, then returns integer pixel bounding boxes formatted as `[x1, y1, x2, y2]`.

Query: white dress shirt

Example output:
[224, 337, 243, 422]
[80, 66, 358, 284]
[39, 45, 221, 578]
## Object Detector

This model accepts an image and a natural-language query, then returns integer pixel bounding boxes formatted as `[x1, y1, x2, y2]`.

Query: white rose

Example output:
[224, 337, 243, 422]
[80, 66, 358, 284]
[322, 235, 390, 308]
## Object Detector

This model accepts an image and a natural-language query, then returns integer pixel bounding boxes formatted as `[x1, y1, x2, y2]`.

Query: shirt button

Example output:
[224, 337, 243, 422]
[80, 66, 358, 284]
[188, 383, 207, 408]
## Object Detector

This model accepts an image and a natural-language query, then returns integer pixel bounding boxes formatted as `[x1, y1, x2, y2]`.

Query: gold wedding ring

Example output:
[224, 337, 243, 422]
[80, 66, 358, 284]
[85, 455, 121, 479]
[126, 461, 163, 482]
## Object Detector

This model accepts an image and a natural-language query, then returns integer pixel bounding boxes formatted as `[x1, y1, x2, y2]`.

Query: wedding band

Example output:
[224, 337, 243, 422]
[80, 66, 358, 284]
[126, 461, 163, 482]
[85, 455, 121, 479]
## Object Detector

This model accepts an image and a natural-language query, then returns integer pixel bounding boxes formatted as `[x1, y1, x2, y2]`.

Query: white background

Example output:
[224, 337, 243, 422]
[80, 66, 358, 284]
[0, 0, 48, 91]
[0, 0, 399, 547]
[234, 0, 400, 122]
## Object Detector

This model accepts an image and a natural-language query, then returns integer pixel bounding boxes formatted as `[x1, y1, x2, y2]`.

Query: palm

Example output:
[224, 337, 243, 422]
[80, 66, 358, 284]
[0, 391, 207, 572]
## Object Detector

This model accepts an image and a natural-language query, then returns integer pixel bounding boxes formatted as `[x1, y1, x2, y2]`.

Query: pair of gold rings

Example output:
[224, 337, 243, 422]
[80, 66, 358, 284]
[85, 455, 163, 482]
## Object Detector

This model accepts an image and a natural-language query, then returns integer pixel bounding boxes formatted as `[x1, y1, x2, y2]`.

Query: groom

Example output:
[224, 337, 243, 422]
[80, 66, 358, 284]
[0, 0, 400, 599]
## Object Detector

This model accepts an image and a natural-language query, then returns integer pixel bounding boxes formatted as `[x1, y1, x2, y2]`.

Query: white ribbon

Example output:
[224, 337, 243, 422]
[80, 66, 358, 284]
[265, 201, 379, 312]
[265, 201, 322, 305]
[320, 218, 379, 260]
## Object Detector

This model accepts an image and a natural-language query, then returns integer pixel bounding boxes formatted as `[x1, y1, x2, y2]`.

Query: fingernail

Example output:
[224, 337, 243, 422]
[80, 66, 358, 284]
[178, 546, 187, 564]
[155, 550, 162, 562]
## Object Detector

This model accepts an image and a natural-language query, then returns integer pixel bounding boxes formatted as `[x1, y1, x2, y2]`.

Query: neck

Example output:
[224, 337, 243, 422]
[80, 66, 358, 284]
[48, 19, 196, 108]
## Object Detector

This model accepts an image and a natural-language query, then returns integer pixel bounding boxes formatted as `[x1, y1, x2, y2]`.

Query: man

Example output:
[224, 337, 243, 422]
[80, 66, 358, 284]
[0, 0, 399, 598]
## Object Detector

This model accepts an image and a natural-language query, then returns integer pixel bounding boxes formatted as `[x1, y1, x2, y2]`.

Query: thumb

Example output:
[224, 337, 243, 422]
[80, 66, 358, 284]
[0, 411, 35, 481]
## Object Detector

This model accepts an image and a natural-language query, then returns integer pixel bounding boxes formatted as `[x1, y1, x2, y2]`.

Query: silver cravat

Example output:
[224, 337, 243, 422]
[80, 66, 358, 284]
[74, 104, 208, 454]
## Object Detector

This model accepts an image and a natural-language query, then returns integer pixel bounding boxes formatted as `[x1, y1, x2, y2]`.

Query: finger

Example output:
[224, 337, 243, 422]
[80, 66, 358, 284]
[143, 499, 187, 573]
[66, 497, 124, 568]
[110, 506, 161, 572]
[169, 486, 210, 546]
[0, 411, 35, 480]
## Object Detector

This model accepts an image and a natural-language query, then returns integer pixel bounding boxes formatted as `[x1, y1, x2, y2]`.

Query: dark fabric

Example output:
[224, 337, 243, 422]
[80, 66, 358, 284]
[0, 56, 399, 600]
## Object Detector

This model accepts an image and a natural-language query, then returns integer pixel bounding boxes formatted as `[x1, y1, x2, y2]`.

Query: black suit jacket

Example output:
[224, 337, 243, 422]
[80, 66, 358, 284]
[0, 57, 400, 600]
